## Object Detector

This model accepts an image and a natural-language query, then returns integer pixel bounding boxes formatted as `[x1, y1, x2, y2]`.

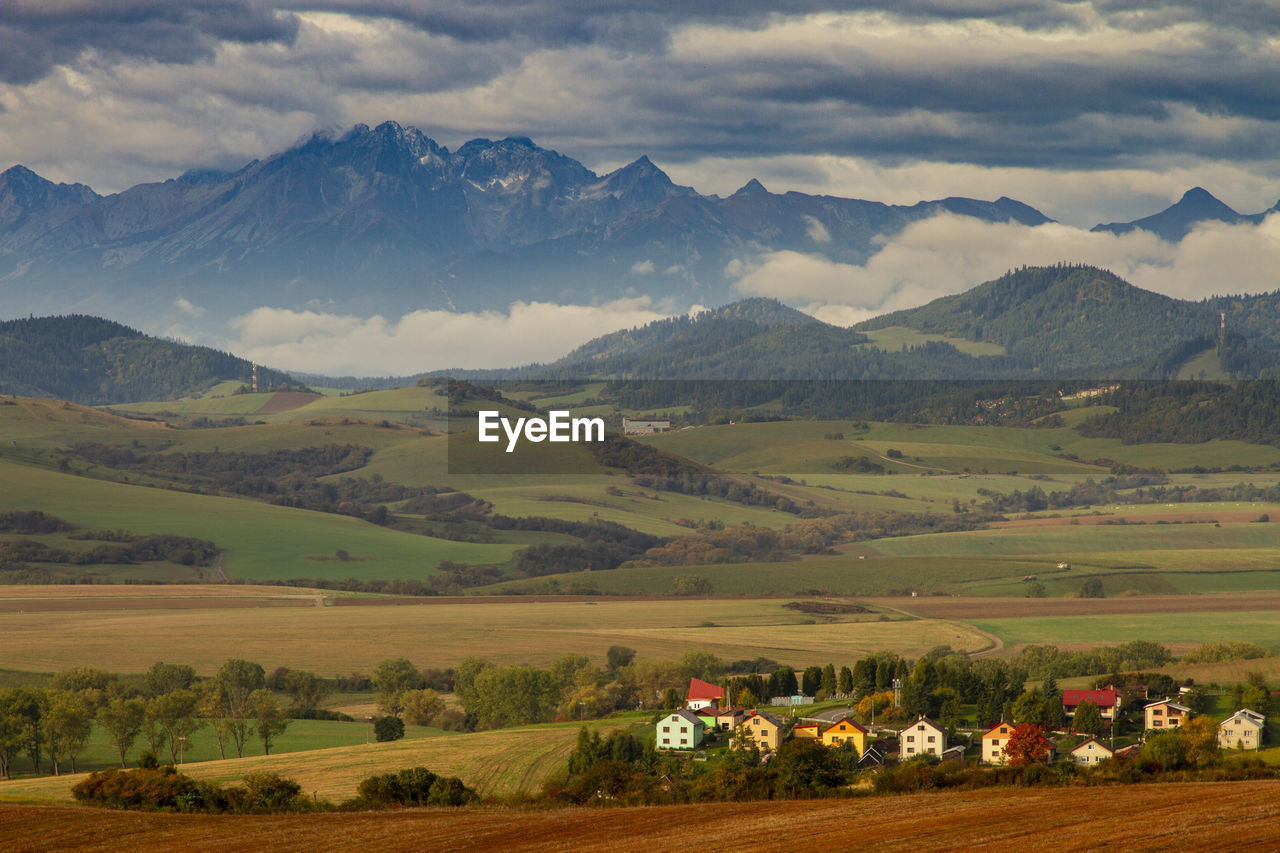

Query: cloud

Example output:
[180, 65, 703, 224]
[630, 259, 655, 275]
[802, 215, 830, 244]
[227, 298, 669, 375]
[0, 1, 298, 84]
[730, 212, 1280, 322]
[173, 297, 205, 317]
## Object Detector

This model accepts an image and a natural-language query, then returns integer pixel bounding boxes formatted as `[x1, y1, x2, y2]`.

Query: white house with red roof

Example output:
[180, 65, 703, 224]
[685, 677, 724, 711]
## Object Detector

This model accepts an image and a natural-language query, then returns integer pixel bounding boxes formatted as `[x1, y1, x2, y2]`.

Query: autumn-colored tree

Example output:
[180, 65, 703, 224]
[1180, 716, 1221, 767]
[1003, 723, 1052, 767]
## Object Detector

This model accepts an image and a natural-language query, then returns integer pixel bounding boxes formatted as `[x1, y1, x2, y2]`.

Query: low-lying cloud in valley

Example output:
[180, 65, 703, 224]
[224, 298, 669, 376]
[731, 213, 1280, 325]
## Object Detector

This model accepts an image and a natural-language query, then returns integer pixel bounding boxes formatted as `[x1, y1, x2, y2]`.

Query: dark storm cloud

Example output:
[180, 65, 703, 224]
[0, 0, 298, 84]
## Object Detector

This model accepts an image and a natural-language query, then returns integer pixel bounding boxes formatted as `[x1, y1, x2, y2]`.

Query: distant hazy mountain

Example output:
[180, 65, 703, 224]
[0, 121, 1051, 325]
[1092, 187, 1280, 242]
[0, 315, 296, 404]
[535, 267, 1280, 380]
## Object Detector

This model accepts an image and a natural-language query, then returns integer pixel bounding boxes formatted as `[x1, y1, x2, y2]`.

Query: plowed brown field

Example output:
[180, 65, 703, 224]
[5, 781, 1279, 852]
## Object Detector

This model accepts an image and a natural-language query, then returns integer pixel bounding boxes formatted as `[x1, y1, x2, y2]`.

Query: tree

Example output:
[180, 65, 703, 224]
[769, 667, 798, 698]
[402, 689, 445, 727]
[678, 651, 725, 683]
[771, 739, 848, 794]
[0, 689, 30, 780]
[97, 697, 145, 768]
[1072, 700, 1104, 736]
[251, 689, 288, 755]
[283, 670, 329, 714]
[44, 691, 93, 775]
[820, 664, 837, 697]
[837, 666, 854, 696]
[144, 662, 195, 697]
[373, 658, 423, 718]
[1011, 690, 1046, 725]
[1140, 730, 1186, 771]
[1080, 577, 1105, 598]
[1042, 695, 1066, 731]
[606, 646, 636, 673]
[374, 715, 406, 742]
[1181, 716, 1221, 767]
[801, 666, 823, 697]
[1241, 672, 1271, 715]
[1003, 723, 1051, 767]
[146, 689, 203, 764]
[1026, 581, 1046, 598]
[213, 658, 266, 758]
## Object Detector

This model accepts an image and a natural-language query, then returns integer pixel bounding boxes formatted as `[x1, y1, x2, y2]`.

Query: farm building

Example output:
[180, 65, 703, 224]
[622, 417, 671, 435]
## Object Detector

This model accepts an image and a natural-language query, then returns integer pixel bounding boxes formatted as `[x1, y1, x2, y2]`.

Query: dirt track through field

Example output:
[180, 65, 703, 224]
[5, 781, 1280, 852]
[255, 392, 321, 414]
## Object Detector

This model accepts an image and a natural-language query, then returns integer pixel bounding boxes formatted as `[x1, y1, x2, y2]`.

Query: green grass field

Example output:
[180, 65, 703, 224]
[974, 610, 1280, 652]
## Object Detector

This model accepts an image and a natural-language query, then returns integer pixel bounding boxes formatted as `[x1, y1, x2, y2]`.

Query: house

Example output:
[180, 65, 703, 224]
[1069, 737, 1114, 766]
[657, 709, 705, 750]
[981, 722, 1015, 765]
[899, 717, 947, 759]
[940, 745, 966, 765]
[858, 746, 885, 768]
[712, 708, 746, 732]
[1218, 709, 1266, 750]
[686, 677, 724, 711]
[820, 716, 869, 756]
[738, 711, 784, 752]
[622, 417, 671, 435]
[1144, 699, 1192, 731]
[792, 722, 821, 739]
[1062, 688, 1118, 721]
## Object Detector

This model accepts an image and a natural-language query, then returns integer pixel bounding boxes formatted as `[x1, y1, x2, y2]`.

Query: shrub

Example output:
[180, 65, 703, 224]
[353, 767, 479, 808]
[374, 715, 405, 742]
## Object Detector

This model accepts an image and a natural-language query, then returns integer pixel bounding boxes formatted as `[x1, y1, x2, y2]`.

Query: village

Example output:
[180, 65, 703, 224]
[655, 676, 1269, 770]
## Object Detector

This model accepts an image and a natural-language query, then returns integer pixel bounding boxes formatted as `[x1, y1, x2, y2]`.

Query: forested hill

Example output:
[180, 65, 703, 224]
[526, 267, 1280, 381]
[856, 266, 1220, 371]
[0, 315, 297, 404]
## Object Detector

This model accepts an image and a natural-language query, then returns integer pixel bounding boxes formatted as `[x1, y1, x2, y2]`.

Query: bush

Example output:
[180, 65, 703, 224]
[353, 767, 479, 808]
[374, 715, 405, 742]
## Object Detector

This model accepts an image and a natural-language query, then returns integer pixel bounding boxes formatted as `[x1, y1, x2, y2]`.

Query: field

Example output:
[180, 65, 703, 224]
[5, 780, 1280, 851]
[0, 589, 985, 674]
[0, 716, 624, 804]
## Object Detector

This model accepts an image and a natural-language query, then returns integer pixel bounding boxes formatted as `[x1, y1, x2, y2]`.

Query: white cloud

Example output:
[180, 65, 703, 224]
[173, 296, 204, 317]
[802, 215, 831, 244]
[731, 212, 1280, 325]
[226, 298, 668, 375]
[630, 259, 655, 275]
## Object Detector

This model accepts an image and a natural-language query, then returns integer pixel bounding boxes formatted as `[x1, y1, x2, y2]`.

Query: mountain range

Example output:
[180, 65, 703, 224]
[0, 119, 1195, 328]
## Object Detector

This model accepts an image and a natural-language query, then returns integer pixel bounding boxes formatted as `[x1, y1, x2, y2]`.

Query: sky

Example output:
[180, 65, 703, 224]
[4, 1, 1280, 373]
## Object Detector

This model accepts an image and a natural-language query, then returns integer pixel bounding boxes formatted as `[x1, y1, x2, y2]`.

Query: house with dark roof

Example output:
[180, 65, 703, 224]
[1069, 737, 1114, 766]
[739, 710, 784, 752]
[899, 717, 947, 759]
[657, 708, 705, 750]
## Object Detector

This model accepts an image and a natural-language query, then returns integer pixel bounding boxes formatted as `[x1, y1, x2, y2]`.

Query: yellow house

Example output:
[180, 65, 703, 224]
[738, 711, 784, 752]
[982, 721, 1015, 765]
[820, 716, 869, 756]
[1144, 699, 1192, 732]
